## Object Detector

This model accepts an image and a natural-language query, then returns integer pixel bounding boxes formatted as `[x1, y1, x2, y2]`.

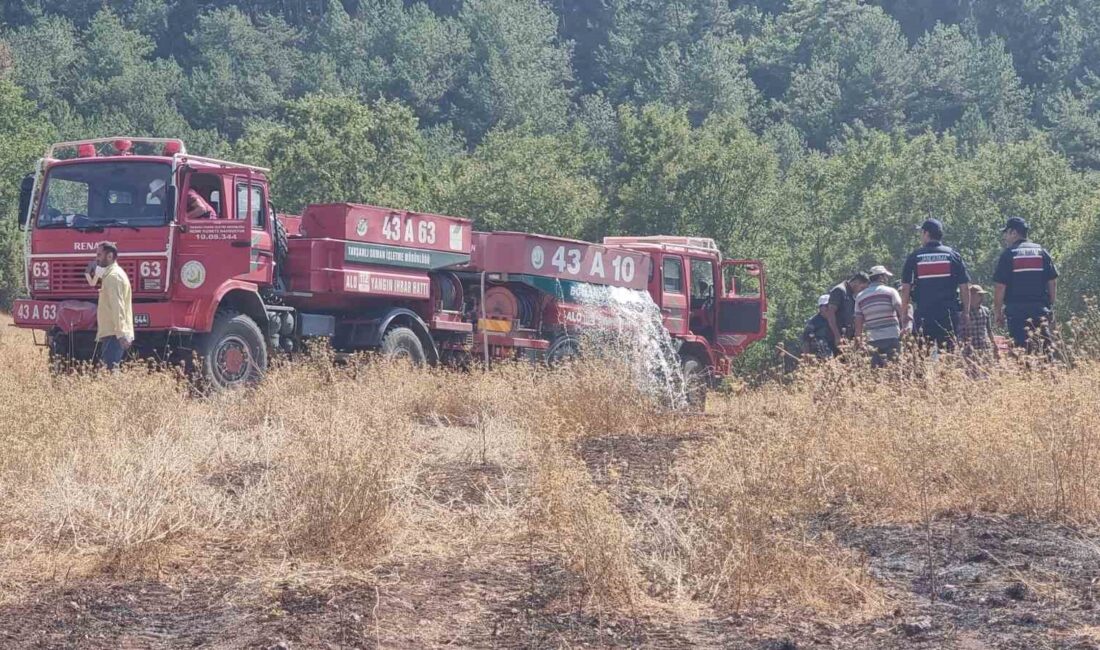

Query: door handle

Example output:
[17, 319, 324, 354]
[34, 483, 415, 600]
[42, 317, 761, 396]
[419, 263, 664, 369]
[231, 241, 250, 248]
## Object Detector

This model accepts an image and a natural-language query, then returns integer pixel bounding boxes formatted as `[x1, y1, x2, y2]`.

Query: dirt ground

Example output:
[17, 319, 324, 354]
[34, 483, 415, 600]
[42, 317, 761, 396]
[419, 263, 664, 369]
[2, 417, 1100, 650]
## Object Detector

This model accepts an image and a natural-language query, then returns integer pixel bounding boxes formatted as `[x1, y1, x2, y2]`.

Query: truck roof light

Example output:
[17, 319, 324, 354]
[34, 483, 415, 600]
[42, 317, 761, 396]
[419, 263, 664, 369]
[162, 140, 182, 156]
[77, 143, 96, 158]
[114, 139, 133, 155]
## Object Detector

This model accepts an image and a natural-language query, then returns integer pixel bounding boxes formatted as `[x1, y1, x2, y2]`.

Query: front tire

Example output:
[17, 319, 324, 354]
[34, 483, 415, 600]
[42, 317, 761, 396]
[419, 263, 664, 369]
[196, 311, 268, 390]
[380, 326, 427, 366]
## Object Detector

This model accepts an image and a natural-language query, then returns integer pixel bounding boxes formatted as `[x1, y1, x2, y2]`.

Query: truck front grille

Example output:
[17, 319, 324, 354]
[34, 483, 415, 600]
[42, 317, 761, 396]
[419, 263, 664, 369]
[43, 259, 143, 294]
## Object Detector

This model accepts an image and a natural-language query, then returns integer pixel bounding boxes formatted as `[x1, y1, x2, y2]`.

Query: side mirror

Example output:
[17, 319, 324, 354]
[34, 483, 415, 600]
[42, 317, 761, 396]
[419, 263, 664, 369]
[17, 173, 34, 229]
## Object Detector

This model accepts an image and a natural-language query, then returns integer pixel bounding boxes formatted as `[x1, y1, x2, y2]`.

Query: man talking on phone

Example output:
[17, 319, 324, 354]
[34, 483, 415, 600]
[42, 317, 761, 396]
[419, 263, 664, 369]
[84, 242, 134, 370]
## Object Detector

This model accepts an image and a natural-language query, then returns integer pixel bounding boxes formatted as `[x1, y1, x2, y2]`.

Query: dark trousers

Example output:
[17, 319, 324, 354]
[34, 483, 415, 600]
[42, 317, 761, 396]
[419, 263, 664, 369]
[869, 338, 900, 368]
[99, 336, 125, 370]
[1006, 304, 1052, 350]
[915, 309, 961, 351]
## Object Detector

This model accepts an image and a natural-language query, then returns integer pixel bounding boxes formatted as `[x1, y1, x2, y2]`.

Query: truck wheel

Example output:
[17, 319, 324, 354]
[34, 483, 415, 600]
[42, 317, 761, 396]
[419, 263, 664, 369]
[273, 216, 290, 288]
[681, 355, 709, 411]
[381, 326, 427, 366]
[546, 335, 581, 367]
[197, 311, 268, 390]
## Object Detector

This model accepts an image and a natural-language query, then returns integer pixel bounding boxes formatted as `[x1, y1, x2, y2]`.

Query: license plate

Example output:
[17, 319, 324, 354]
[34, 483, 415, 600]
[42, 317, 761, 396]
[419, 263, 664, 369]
[12, 300, 59, 326]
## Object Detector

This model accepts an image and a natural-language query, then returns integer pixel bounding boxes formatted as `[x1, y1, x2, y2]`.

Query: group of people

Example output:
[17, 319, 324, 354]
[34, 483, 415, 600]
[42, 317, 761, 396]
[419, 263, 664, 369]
[802, 217, 1059, 366]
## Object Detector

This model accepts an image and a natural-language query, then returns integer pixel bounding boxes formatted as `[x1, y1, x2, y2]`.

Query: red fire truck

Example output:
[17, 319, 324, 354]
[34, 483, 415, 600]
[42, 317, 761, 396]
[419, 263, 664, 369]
[10, 137, 767, 395]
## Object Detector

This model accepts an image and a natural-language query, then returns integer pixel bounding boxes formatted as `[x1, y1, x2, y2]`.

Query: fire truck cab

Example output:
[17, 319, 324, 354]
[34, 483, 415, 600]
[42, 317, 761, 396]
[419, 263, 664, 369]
[12, 137, 290, 384]
[603, 236, 767, 392]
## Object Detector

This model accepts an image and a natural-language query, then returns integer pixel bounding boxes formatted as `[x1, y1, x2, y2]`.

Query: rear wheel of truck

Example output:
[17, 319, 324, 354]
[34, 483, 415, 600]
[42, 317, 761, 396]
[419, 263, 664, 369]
[381, 326, 426, 366]
[197, 311, 268, 390]
[681, 355, 709, 411]
[546, 335, 581, 367]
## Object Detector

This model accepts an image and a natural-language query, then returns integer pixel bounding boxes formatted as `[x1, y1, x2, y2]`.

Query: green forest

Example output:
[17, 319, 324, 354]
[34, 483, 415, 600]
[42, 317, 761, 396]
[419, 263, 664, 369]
[2, 0, 1100, 360]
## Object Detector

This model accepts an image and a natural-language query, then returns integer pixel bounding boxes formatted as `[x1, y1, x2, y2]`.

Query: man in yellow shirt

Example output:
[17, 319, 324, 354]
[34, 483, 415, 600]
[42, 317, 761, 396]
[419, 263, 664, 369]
[84, 242, 134, 370]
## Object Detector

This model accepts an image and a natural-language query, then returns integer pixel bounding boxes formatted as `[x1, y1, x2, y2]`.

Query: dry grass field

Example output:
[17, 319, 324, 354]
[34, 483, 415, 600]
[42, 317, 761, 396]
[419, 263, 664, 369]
[2, 312, 1100, 648]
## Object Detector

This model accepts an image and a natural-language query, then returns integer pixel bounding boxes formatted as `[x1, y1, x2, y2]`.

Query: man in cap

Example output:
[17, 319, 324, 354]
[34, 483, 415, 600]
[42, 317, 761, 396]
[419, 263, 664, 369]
[854, 265, 904, 367]
[901, 218, 971, 350]
[993, 217, 1058, 351]
[962, 284, 998, 354]
[823, 272, 871, 355]
[801, 294, 834, 359]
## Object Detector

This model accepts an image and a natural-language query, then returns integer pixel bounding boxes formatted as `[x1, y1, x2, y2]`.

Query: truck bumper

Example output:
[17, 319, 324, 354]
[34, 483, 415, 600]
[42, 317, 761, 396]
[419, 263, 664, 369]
[11, 299, 193, 333]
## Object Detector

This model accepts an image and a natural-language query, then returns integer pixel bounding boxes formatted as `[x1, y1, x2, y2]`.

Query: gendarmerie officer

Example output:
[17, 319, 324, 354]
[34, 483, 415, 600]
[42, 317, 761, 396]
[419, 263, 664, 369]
[993, 217, 1058, 350]
[901, 218, 972, 350]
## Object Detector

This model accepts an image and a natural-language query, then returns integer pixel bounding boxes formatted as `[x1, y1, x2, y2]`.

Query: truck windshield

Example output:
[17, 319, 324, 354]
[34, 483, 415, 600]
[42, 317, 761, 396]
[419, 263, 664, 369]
[37, 161, 172, 230]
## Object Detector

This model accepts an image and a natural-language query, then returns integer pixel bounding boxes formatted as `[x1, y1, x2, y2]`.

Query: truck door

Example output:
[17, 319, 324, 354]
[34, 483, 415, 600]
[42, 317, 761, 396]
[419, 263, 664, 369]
[232, 178, 273, 285]
[715, 260, 767, 355]
[659, 254, 688, 335]
[688, 257, 716, 339]
[172, 168, 254, 301]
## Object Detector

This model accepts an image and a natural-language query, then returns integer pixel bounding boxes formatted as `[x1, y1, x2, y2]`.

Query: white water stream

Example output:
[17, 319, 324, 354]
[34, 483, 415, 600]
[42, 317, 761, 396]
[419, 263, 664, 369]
[565, 282, 688, 409]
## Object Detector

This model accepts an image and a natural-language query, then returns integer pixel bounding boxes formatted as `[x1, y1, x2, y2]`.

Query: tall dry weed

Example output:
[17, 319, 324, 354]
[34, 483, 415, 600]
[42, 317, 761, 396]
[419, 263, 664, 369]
[528, 432, 649, 610]
[6, 309, 1100, 625]
[682, 348, 1100, 615]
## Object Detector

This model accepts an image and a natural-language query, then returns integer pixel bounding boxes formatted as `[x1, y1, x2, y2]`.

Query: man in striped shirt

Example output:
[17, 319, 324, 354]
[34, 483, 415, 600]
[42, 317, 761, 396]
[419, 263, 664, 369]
[854, 265, 904, 367]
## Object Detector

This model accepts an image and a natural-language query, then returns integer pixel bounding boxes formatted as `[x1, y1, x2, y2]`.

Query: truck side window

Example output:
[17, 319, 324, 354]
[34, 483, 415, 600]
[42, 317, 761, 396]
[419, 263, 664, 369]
[723, 264, 762, 297]
[662, 257, 683, 293]
[186, 173, 224, 219]
[690, 258, 714, 309]
[236, 183, 265, 228]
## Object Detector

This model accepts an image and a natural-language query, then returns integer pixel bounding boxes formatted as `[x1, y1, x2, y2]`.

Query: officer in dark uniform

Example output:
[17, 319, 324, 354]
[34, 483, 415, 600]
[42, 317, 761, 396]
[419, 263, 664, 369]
[901, 218, 972, 350]
[993, 217, 1058, 350]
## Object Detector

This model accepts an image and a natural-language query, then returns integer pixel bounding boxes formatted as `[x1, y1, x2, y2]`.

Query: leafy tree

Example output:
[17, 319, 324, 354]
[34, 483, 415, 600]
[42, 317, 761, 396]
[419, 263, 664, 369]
[0, 80, 52, 306]
[440, 127, 604, 237]
[1045, 71, 1100, 169]
[910, 26, 1030, 138]
[633, 35, 760, 124]
[72, 11, 192, 136]
[4, 14, 82, 134]
[610, 104, 780, 256]
[556, 0, 615, 93]
[756, 0, 915, 146]
[183, 7, 318, 140]
[601, 0, 738, 105]
[309, 0, 469, 124]
[611, 103, 694, 237]
[235, 95, 432, 213]
[871, 0, 964, 40]
[5, 10, 214, 147]
[453, 0, 574, 140]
